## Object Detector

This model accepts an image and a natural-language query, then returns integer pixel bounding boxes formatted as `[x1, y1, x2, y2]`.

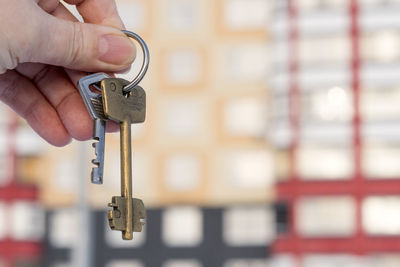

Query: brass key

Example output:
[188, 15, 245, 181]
[101, 77, 146, 240]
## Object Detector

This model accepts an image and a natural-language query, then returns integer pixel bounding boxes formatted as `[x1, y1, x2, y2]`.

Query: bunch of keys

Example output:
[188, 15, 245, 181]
[77, 30, 149, 240]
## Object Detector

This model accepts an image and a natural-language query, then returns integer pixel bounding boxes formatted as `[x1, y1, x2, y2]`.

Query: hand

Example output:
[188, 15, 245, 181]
[0, 0, 135, 146]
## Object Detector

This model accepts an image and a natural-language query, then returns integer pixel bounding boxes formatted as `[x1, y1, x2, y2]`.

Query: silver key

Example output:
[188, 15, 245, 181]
[77, 73, 110, 184]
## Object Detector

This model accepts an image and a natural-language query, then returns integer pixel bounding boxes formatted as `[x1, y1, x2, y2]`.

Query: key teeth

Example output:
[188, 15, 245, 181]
[92, 141, 101, 156]
[108, 210, 116, 230]
[79, 76, 106, 184]
[108, 199, 126, 231]
[91, 142, 101, 165]
[91, 168, 102, 184]
[90, 140, 103, 184]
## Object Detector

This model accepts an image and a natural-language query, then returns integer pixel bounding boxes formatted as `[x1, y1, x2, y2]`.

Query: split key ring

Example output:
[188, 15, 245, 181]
[121, 30, 150, 93]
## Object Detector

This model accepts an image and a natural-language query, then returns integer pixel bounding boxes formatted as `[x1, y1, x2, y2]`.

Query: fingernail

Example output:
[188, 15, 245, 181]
[98, 35, 135, 65]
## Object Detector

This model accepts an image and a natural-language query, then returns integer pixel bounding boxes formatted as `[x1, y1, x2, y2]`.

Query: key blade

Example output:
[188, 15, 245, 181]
[91, 168, 102, 184]
[93, 117, 106, 140]
[91, 119, 106, 184]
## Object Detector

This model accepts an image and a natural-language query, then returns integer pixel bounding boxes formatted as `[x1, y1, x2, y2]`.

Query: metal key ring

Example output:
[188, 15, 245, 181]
[121, 30, 150, 93]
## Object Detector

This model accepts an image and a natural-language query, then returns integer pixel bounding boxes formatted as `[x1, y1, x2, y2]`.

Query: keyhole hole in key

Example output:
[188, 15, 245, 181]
[123, 89, 132, 98]
[113, 82, 129, 99]
[110, 82, 117, 92]
[89, 83, 102, 94]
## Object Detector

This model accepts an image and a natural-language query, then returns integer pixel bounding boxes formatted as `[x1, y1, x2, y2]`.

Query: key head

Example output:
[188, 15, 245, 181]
[101, 78, 146, 123]
[78, 73, 110, 120]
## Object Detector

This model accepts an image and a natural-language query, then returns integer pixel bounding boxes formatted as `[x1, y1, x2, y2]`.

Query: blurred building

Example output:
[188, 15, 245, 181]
[0, 0, 273, 267]
[4, 1, 400, 267]
[0, 107, 44, 267]
[270, 0, 400, 266]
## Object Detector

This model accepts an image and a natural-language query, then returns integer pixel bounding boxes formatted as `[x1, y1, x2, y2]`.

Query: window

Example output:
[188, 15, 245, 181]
[163, 259, 202, 267]
[222, 98, 267, 138]
[361, 86, 400, 121]
[50, 209, 78, 248]
[225, 150, 274, 189]
[162, 207, 203, 247]
[297, 145, 353, 180]
[221, 0, 270, 31]
[363, 144, 400, 179]
[223, 44, 269, 82]
[224, 206, 275, 246]
[297, 196, 356, 237]
[106, 260, 144, 267]
[363, 196, 400, 235]
[299, 35, 350, 65]
[162, 99, 206, 138]
[10, 201, 44, 241]
[361, 31, 400, 63]
[302, 254, 364, 267]
[164, 0, 200, 33]
[224, 259, 268, 267]
[117, 0, 147, 33]
[163, 48, 204, 88]
[164, 154, 203, 192]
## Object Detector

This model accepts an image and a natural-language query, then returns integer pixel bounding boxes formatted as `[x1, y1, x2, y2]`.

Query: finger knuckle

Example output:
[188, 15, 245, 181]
[68, 23, 86, 66]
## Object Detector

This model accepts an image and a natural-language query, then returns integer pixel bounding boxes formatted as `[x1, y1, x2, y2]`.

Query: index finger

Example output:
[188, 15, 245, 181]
[64, 0, 124, 28]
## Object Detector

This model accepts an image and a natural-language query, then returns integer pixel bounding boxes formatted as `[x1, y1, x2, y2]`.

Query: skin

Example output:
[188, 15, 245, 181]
[0, 0, 136, 146]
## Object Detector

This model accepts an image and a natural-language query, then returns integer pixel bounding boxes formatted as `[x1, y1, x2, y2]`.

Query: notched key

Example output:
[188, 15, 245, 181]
[78, 73, 109, 121]
[77, 73, 110, 184]
[102, 77, 146, 240]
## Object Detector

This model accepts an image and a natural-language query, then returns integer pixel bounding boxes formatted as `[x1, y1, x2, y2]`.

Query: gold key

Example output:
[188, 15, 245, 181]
[101, 77, 146, 240]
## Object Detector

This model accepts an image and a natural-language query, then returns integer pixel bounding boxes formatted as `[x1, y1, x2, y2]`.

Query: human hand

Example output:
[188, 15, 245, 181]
[0, 0, 135, 146]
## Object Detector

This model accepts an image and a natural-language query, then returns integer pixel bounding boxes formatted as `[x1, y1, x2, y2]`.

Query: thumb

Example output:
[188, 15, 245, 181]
[28, 15, 136, 72]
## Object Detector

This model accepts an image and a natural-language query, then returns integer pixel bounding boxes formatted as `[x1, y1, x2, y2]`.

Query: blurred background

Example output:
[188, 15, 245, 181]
[1, 0, 400, 266]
